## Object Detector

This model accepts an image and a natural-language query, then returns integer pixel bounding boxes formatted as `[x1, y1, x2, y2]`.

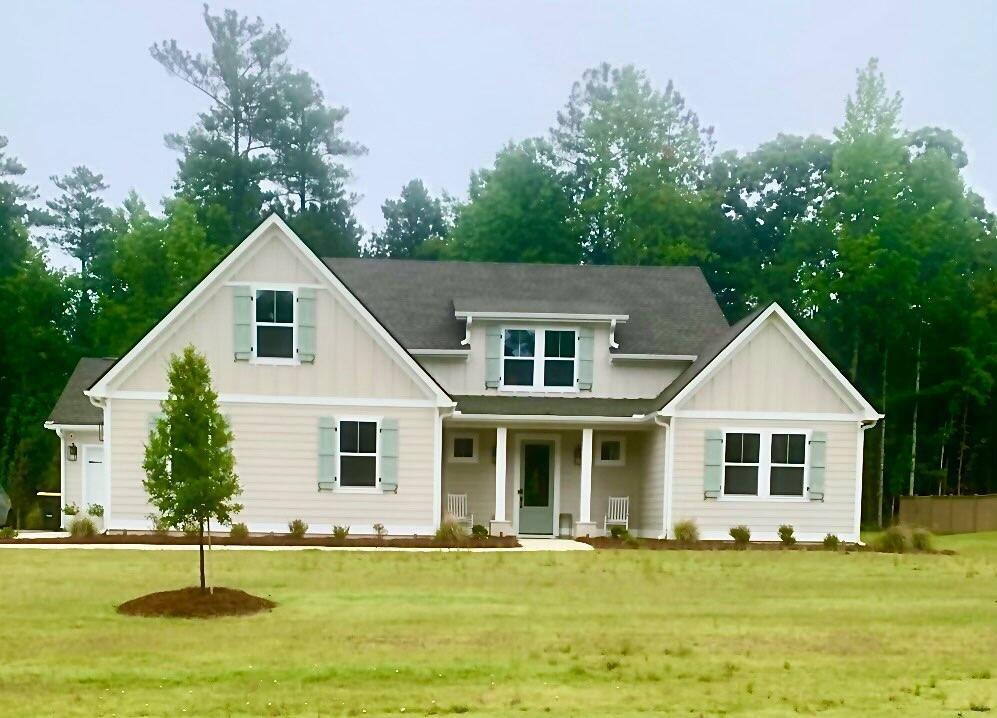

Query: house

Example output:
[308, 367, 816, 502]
[44, 215, 882, 541]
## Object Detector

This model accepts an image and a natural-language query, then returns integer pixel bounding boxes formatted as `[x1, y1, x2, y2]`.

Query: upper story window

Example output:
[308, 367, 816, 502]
[255, 288, 295, 361]
[502, 328, 577, 391]
[722, 430, 808, 499]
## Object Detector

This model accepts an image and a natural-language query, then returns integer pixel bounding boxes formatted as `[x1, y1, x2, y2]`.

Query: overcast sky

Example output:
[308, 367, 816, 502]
[3, 0, 995, 264]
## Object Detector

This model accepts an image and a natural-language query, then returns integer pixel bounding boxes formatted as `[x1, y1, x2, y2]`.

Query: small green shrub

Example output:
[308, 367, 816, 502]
[372, 522, 387, 540]
[147, 513, 170, 534]
[673, 519, 699, 544]
[86, 503, 104, 518]
[911, 527, 934, 552]
[729, 525, 751, 546]
[229, 522, 249, 541]
[876, 525, 912, 553]
[823, 533, 840, 551]
[332, 524, 350, 540]
[181, 521, 200, 538]
[609, 525, 630, 540]
[62, 503, 79, 516]
[471, 524, 488, 539]
[435, 516, 469, 544]
[624, 534, 640, 548]
[0, 526, 17, 539]
[777, 524, 796, 546]
[288, 519, 308, 538]
[69, 516, 97, 538]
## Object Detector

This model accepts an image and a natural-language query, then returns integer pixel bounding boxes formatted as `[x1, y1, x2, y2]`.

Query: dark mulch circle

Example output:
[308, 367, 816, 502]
[117, 587, 276, 619]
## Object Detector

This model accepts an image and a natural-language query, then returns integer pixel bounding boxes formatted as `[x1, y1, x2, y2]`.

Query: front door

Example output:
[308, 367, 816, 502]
[519, 442, 554, 534]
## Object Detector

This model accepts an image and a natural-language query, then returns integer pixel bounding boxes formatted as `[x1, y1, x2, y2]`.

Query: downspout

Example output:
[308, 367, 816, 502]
[654, 414, 672, 539]
[434, 403, 457, 530]
[856, 417, 879, 544]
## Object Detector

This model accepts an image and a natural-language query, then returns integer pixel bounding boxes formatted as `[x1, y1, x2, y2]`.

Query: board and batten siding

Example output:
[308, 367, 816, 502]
[111, 228, 431, 401]
[107, 398, 437, 534]
[683, 319, 853, 414]
[669, 418, 860, 542]
[418, 322, 685, 399]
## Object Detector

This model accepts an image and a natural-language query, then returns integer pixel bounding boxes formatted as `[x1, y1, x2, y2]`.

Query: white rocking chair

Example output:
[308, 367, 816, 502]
[605, 496, 630, 532]
[446, 493, 473, 527]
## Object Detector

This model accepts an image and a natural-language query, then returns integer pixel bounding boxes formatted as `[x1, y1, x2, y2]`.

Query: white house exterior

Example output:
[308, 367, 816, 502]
[45, 215, 882, 542]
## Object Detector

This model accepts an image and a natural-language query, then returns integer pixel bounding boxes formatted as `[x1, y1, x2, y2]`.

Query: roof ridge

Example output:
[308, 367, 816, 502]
[324, 257, 706, 272]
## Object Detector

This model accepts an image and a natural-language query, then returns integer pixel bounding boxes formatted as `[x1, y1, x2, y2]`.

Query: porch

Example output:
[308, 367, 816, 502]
[441, 424, 665, 538]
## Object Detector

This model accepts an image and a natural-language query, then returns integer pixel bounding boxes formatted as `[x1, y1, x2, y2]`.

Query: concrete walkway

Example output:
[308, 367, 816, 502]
[0, 537, 592, 552]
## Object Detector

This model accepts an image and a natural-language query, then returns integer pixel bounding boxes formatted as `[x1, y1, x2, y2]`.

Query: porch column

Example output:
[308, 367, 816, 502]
[489, 427, 513, 537]
[576, 428, 597, 537]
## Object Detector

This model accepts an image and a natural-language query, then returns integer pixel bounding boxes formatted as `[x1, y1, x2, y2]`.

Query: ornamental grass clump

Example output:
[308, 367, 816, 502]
[778, 524, 796, 546]
[876, 525, 912, 553]
[823, 533, 840, 551]
[229, 522, 249, 541]
[673, 519, 699, 545]
[288, 519, 308, 538]
[729, 525, 751, 547]
[911, 527, 934, 552]
[69, 516, 97, 538]
[332, 524, 350, 540]
[435, 516, 469, 544]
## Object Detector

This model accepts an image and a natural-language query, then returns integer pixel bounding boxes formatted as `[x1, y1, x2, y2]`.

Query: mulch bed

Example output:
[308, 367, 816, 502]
[578, 537, 950, 554]
[117, 587, 275, 618]
[1, 533, 520, 548]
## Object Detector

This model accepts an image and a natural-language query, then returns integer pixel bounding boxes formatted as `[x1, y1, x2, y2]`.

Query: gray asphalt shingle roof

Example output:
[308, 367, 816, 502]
[47, 357, 117, 425]
[325, 259, 729, 355]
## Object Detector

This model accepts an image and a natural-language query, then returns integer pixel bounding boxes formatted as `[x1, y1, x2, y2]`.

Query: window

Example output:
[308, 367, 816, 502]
[596, 436, 626, 466]
[255, 288, 295, 360]
[448, 432, 478, 463]
[501, 327, 577, 390]
[722, 430, 808, 499]
[339, 419, 378, 488]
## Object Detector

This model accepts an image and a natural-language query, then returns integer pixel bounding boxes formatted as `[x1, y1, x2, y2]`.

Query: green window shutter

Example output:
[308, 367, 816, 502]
[233, 285, 253, 360]
[577, 327, 594, 390]
[380, 418, 399, 493]
[704, 429, 723, 498]
[297, 287, 317, 363]
[318, 417, 337, 491]
[808, 431, 827, 501]
[485, 326, 502, 388]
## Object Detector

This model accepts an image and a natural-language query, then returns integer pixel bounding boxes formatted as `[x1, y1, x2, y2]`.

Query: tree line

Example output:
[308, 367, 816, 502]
[0, 6, 993, 527]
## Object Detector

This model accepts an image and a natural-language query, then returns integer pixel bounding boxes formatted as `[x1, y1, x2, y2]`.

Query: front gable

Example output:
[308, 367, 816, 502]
[89, 216, 450, 404]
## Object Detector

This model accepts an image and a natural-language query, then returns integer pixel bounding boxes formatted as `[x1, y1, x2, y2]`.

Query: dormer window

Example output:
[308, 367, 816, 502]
[255, 288, 295, 360]
[501, 327, 577, 391]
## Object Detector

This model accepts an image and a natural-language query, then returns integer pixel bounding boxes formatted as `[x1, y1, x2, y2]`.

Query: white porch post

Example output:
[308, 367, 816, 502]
[577, 428, 596, 536]
[490, 428, 512, 535]
[494, 427, 507, 522]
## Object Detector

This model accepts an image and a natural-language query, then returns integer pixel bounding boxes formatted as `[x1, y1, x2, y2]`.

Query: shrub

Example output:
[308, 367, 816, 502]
[609, 525, 629, 540]
[372, 522, 387, 540]
[63, 503, 79, 516]
[471, 524, 488, 539]
[0, 526, 17, 539]
[332, 524, 350, 540]
[147, 513, 170, 534]
[69, 516, 97, 538]
[911, 527, 934, 552]
[729, 525, 751, 546]
[229, 522, 249, 541]
[288, 519, 308, 538]
[823, 533, 840, 551]
[435, 516, 469, 544]
[876, 525, 912, 553]
[777, 524, 796, 546]
[181, 521, 200, 538]
[87, 503, 104, 518]
[673, 519, 699, 544]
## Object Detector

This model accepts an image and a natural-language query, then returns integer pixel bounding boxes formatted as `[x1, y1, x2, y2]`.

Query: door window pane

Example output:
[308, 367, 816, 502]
[523, 444, 550, 506]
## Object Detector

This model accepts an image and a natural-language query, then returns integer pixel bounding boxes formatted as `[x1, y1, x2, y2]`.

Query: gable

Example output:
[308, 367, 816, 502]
[92, 217, 448, 403]
[678, 315, 858, 414]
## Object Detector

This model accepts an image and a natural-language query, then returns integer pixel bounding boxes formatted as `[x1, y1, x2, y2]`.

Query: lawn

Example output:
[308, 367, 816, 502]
[1, 536, 995, 717]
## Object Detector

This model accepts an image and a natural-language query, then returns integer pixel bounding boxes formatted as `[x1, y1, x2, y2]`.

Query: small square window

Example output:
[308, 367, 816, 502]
[449, 433, 478, 463]
[596, 436, 625, 465]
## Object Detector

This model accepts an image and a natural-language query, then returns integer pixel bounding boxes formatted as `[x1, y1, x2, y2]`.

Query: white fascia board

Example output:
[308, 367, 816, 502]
[659, 303, 881, 420]
[103, 390, 445, 409]
[87, 214, 453, 407]
[447, 412, 649, 425]
[454, 310, 630, 323]
[673, 410, 867, 422]
[43, 422, 102, 432]
[610, 353, 697, 362]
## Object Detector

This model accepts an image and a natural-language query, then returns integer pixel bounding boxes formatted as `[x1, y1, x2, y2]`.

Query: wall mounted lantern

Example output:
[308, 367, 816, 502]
[67, 442, 78, 462]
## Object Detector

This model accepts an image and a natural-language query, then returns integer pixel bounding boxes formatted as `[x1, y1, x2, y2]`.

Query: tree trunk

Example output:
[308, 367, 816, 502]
[957, 401, 968, 496]
[877, 347, 888, 528]
[908, 331, 921, 496]
[198, 519, 206, 590]
[849, 324, 860, 384]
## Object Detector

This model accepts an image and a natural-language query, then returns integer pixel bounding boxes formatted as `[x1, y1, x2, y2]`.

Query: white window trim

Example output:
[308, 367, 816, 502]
[719, 428, 811, 502]
[335, 416, 381, 493]
[251, 284, 299, 366]
[448, 431, 479, 464]
[499, 326, 579, 393]
[595, 435, 626, 466]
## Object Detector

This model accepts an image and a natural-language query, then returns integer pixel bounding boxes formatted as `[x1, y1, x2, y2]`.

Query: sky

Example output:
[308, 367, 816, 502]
[3, 1, 995, 267]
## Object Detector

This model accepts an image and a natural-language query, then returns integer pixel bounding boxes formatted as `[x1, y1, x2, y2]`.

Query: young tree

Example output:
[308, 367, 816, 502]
[143, 346, 241, 590]
[368, 179, 449, 258]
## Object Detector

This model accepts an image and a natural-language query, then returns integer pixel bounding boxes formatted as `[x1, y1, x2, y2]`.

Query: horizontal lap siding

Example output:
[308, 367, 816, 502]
[441, 429, 498, 526]
[63, 429, 101, 513]
[671, 418, 859, 541]
[639, 427, 665, 536]
[108, 398, 437, 534]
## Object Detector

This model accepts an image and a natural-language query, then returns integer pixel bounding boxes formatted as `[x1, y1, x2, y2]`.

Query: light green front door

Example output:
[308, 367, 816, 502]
[519, 442, 554, 535]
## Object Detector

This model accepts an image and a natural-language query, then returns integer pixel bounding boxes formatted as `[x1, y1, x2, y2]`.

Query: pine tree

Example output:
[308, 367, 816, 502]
[143, 346, 241, 589]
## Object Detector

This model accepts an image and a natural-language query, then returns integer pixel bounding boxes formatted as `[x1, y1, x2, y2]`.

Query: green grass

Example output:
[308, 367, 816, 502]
[2, 534, 995, 717]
